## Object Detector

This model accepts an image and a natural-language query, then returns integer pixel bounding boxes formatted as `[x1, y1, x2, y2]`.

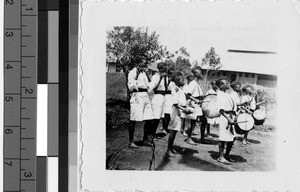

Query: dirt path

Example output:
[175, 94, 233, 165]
[106, 122, 276, 171]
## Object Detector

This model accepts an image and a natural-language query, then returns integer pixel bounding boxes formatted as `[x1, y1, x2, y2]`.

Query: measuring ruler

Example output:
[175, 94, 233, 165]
[4, 0, 37, 191]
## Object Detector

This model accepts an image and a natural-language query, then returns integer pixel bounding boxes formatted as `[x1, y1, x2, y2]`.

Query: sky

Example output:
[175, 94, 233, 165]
[143, 1, 298, 75]
[103, 0, 300, 75]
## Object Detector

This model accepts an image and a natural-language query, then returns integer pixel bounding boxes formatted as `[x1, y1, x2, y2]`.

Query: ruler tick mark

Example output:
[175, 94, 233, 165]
[5, 60, 21, 62]
[22, 35, 31, 37]
[21, 138, 34, 140]
[5, 93, 21, 95]
[21, 14, 37, 16]
[5, 125, 21, 127]
[5, 28, 21, 30]
[21, 118, 31, 120]
[21, 148, 26, 150]
[4, 158, 20, 160]
[21, 56, 35, 58]
[21, 97, 37, 99]
[21, 76, 31, 79]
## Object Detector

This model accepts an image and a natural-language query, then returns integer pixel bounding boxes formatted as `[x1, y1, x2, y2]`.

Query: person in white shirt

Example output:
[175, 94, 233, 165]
[148, 62, 168, 139]
[205, 80, 218, 138]
[127, 54, 154, 148]
[166, 75, 192, 157]
[239, 85, 256, 146]
[215, 78, 237, 164]
[229, 81, 242, 107]
[185, 66, 207, 145]
[161, 67, 176, 134]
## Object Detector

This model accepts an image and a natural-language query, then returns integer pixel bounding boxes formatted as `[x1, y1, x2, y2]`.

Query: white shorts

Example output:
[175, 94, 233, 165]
[151, 94, 165, 119]
[162, 94, 173, 117]
[130, 92, 154, 121]
[168, 107, 181, 131]
[207, 116, 218, 125]
[184, 105, 202, 120]
[179, 106, 195, 120]
[217, 115, 236, 142]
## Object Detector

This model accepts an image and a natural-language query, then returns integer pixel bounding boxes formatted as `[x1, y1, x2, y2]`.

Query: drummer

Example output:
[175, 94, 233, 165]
[166, 75, 192, 157]
[161, 67, 176, 134]
[148, 62, 168, 140]
[239, 85, 256, 146]
[215, 78, 237, 164]
[205, 80, 218, 138]
[187, 66, 208, 144]
[230, 81, 242, 107]
[184, 72, 204, 145]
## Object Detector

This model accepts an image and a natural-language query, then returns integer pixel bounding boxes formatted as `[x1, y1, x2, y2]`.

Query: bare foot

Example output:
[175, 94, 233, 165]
[171, 149, 178, 154]
[185, 138, 197, 146]
[128, 143, 139, 149]
[217, 157, 231, 165]
[166, 150, 175, 158]
[142, 141, 153, 147]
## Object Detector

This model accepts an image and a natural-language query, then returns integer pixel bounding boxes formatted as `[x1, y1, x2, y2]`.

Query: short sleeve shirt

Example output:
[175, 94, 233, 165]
[127, 67, 150, 91]
[185, 80, 203, 97]
[149, 72, 167, 92]
[241, 95, 256, 110]
[172, 86, 186, 106]
[230, 91, 241, 106]
[217, 90, 237, 112]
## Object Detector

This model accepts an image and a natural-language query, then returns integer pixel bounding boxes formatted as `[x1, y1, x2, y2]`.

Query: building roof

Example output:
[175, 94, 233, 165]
[203, 49, 278, 76]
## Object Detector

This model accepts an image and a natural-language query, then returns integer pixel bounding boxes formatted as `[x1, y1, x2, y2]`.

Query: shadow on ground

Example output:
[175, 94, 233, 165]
[155, 146, 232, 171]
[208, 150, 247, 163]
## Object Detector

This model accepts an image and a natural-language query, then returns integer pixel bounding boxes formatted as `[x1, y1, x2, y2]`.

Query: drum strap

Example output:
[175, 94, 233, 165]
[226, 112, 235, 135]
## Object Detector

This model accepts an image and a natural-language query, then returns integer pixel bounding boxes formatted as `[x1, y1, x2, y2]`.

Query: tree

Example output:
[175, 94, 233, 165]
[106, 27, 168, 70]
[106, 27, 168, 100]
[200, 47, 222, 90]
[165, 47, 192, 74]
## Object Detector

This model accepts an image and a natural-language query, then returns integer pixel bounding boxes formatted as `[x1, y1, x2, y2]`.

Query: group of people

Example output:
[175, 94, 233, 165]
[126, 54, 264, 165]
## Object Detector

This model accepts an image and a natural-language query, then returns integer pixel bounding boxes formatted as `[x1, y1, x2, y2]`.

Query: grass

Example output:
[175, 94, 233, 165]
[106, 72, 127, 100]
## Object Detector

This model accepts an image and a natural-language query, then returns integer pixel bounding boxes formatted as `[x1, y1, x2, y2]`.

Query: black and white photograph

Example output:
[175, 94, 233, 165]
[106, 26, 277, 171]
[79, 0, 300, 191]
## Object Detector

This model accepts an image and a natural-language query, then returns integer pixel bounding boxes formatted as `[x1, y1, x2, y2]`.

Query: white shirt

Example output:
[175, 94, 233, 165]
[127, 67, 150, 91]
[167, 81, 175, 92]
[185, 80, 203, 97]
[172, 85, 186, 106]
[206, 89, 217, 95]
[149, 72, 167, 92]
[229, 91, 241, 106]
[217, 90, 237, 112]
[240, 95, 256, 110]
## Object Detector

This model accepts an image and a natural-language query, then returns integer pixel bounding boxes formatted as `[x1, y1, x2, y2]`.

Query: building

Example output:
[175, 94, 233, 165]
[203, 50, 278, 88]
[106, 61, 118, 73]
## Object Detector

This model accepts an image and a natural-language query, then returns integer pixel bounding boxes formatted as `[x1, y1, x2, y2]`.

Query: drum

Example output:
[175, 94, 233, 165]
[201, 95, 220, 118]
[234, 113, 255, 134]
[252, 109, 266, 125]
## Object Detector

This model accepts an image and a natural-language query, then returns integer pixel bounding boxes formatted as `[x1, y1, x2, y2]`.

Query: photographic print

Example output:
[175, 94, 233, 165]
[79, 0, 300, 191]
[105, 25, 277, 171]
